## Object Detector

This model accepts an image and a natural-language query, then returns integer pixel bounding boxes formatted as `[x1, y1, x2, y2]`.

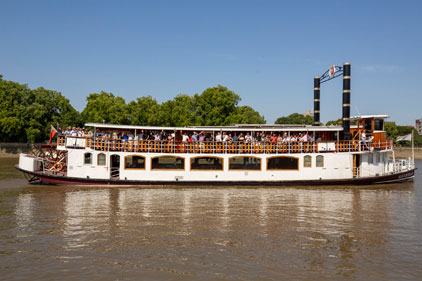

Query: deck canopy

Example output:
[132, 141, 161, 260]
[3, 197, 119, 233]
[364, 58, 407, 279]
[351, 115, 389, 121]
[84, 123, 343, 132]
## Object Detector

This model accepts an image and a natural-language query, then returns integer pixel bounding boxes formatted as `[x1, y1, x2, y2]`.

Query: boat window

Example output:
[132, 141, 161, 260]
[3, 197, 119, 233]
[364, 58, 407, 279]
[376, 153, 380, 163]
[267, 156, 298, 170]
[124, 155, 145, 169]
[98, 153, 106, 166]
[151, 156, 184, 170]
[316, 155, 324, 167]
[374, 119, 384, 131]
[368, 154, 373, 164]
[304, 155, 312, 167]
[229, 157, 261, 170]
[84, 153, 92, 165]
[365, 120, 372, 131]
[191, 157, 223, 170]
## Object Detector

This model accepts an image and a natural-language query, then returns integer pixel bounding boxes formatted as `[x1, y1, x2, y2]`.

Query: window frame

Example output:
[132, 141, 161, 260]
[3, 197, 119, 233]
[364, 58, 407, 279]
[151, 155, 185, 170]
[97, 153, 106, 166]
[190, 156, 224, 171]
[266, 156, 299, 171]
[316, 155, 324, 168]
[228, 156, 261, 171]
[304, 155, 312, 168]
[84, 152, 92, 165]
[124, 155, 146, 170]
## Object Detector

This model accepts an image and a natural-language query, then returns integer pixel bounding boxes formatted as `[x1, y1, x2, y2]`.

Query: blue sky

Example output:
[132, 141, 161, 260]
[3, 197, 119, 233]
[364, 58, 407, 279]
[1, 0, 421, 125]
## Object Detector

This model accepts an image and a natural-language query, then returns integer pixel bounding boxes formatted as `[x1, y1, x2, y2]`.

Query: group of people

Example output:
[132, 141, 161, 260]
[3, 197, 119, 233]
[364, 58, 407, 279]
[59, 127, 93, 137]
[59, 128, 317, 143]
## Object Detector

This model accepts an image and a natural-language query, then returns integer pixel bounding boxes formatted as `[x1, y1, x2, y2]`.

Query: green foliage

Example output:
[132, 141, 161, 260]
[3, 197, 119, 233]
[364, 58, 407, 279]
[192, 85, 241, 126]
[127, 96, 161, 126]
[0, 75, 80, 143]
[226, 106, 266, 124]
[385, 122, 422, 146]
[274, 113, 313, 125]
[126, 87, 264, 127]
[326, 118, 342, 126]
[81, 92, 129, 124]
[385, 122, 399, 139]
[158, 94, 195, 127]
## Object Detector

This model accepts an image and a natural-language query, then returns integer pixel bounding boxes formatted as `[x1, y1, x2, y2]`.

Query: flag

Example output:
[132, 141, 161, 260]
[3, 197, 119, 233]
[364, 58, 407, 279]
[49, 125, 57, 143]
[329, 65, 336, 78]
[396, 134, 411, 142]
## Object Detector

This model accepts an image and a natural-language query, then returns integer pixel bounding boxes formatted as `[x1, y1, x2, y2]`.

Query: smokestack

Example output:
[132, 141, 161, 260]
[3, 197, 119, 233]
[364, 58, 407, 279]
[342, 62, 351, 139]
[313, 77, 320, 126]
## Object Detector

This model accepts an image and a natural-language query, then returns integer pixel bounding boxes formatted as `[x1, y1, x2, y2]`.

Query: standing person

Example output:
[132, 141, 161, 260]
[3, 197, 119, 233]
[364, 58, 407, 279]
[361, 131, 367, 150]
[191, 132, 198, 142]
[216, 132, 222, 142]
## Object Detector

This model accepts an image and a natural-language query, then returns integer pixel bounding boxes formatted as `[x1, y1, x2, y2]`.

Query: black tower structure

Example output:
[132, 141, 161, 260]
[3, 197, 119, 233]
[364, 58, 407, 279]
[342, 62, 351, 139]
[313, 77, 320, 126]
[313, 62, 351, 140]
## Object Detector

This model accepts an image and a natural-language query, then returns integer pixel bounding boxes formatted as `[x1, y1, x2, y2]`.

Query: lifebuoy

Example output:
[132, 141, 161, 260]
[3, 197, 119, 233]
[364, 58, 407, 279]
[53, 163, 63, 172]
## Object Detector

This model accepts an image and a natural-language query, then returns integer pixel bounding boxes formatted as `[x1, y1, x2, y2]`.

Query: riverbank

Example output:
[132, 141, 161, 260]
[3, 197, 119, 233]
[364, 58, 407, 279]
[389, 147, 422, 159]
[0, 143, 41, 158]
[2, 142, 422, 159]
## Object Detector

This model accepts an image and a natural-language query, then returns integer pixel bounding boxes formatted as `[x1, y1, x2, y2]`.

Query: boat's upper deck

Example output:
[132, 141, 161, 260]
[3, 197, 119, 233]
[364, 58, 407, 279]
[56, 123, 392, 154]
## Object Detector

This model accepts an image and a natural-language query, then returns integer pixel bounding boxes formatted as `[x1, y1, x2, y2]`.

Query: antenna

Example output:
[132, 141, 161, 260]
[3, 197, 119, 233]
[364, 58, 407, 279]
[354, 105, 361, 117]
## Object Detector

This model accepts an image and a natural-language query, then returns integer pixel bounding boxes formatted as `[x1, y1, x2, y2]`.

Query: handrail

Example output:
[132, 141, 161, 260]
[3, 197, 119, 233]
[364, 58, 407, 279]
[57, 135, 393, 154]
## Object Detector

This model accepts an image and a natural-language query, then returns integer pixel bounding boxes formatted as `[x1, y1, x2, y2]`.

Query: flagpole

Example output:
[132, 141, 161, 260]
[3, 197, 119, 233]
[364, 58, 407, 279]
[412, 130, 415, 167]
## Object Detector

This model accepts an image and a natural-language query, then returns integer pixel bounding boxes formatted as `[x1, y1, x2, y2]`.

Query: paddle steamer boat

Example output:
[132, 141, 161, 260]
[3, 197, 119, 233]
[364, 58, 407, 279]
[16, 63, 416, 185]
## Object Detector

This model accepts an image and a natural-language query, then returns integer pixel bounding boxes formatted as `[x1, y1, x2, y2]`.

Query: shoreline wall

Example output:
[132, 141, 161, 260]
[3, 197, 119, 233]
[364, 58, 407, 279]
[0, 142, 43, 158]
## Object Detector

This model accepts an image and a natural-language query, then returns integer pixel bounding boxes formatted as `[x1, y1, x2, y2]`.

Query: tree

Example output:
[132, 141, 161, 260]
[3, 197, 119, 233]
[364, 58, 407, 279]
[81, 91, 129, 124]
[385, 122, 399, 139]
[192, 85, 241, 126]
[169, 94, 196, 126]
[326, 118, 342, 126]
[127, 95, 162, 126]
[0, 75, 80, 142]
[384, 122, 422, 146]
[274, 113, 313, 125]
[226, 105, 266, 124]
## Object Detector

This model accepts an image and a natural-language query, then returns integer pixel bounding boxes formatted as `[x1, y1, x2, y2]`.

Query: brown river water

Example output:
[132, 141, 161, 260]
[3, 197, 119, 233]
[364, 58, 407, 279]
[1, 158, 421, 280]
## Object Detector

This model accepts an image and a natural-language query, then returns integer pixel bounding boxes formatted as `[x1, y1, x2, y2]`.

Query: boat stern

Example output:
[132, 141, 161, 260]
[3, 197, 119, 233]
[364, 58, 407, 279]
[18, 153, 42, 172]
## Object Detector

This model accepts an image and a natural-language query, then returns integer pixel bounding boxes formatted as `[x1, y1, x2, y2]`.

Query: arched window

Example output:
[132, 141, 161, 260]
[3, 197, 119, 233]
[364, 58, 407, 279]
[97, 153, 106, 166]
[84, 152, 92, 165]
[316, 155, 324, 167]
[229, 157, 261, 170]
[151, 156, 185, 170]
[304, 155, 312, 168]
[267, 156, 298, 170]
[191, 156, 223, 170]
[124, 155, 145, 169]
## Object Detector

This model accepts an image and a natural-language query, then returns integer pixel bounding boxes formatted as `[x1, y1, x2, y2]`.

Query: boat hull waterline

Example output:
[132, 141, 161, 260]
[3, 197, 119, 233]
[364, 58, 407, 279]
[15, 165, 415, 186]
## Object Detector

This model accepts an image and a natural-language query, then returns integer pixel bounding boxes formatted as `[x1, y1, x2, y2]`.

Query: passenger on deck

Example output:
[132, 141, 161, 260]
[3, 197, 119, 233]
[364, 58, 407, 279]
[216, 132, 222, 142]
[361, 131, 368, 150]
[192, 132, 198, 142]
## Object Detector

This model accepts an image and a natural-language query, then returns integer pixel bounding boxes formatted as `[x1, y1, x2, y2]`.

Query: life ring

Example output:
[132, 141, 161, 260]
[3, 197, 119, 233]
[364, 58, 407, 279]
[53, 163, 63, 172]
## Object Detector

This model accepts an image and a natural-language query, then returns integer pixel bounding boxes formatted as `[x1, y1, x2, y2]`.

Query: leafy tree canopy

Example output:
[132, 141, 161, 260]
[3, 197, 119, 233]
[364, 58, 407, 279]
[81, 92, 129, 125]
[274, 113, 313, 125]
[0, 75, 79, 142]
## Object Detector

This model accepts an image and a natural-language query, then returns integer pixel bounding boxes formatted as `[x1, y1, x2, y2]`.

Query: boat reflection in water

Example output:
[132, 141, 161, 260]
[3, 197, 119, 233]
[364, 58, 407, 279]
[8, 181, 420, 280]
